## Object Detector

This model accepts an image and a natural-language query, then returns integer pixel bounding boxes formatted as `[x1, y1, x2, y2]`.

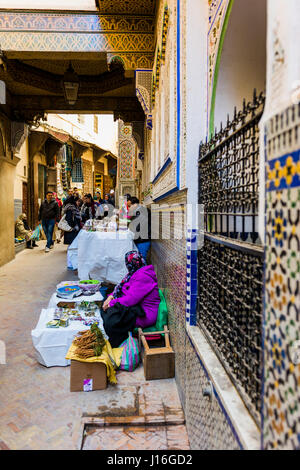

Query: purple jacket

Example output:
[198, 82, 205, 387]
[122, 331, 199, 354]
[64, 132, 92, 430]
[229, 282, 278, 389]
[109, 265, 160, 328]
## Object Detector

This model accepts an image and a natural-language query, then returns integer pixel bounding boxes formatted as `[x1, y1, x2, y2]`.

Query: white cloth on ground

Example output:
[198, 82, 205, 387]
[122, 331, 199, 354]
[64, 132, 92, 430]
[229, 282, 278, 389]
[31, 307, 106, 367]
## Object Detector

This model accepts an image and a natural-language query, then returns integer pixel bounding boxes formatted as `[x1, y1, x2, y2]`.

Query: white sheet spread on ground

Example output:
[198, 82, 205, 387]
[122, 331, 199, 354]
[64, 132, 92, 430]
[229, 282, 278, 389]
[75, 229, 137, 284]
[31, 307, 106, 367]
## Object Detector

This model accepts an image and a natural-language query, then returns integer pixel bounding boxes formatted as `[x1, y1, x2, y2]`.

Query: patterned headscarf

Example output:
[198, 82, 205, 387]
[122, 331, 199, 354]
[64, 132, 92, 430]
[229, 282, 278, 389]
[113, 251, 146, 299]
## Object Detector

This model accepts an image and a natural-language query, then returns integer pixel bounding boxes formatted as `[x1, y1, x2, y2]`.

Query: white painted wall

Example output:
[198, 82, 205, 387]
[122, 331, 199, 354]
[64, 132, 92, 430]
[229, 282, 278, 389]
[258, 0, 300, 241]
[45, 114, 118, 155]
[0, 0, 96, 10]
[185, 0, 208, 222]
[214, 0, 267, 128]
[14, 138, 29, 201]
[264, 0, 300, 119]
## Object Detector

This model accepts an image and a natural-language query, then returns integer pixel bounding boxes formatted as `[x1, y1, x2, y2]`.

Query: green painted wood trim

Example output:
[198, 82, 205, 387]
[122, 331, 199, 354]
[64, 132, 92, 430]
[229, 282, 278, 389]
[209, 0, 235, 139]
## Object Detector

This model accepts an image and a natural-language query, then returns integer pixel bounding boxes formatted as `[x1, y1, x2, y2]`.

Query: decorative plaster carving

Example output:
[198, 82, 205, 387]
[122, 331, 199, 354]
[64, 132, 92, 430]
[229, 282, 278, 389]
[136, 69, 152, 128]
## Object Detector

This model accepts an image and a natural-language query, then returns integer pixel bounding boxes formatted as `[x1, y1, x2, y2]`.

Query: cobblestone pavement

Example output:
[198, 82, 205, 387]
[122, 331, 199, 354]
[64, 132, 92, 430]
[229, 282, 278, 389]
[0, 242, 189, 450]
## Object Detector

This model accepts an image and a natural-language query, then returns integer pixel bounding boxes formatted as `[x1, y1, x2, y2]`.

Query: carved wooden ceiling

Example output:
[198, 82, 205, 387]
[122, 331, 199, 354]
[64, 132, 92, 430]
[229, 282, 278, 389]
[0, 6, 157, 124]
[95, 0, 156, 15]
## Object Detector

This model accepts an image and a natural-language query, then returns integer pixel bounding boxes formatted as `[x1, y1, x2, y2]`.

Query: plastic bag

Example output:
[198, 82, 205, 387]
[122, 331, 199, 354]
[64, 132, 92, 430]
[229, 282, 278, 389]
[30, 224, 42, 241]
[119, 332, 140, 372]
[58, 214, 73, 232]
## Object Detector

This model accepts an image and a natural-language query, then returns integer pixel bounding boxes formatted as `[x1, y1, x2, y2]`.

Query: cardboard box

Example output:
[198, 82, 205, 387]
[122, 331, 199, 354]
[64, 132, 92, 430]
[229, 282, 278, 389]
[70, 360, 107, 392]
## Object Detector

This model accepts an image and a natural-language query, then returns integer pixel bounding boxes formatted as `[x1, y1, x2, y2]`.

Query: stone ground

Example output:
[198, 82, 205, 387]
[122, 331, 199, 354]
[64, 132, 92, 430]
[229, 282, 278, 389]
[0, 242, 190, 450]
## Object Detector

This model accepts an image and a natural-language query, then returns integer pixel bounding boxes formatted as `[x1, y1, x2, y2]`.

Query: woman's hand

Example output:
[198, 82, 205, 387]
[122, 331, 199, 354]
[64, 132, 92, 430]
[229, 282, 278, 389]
[102, 295, 113, 311]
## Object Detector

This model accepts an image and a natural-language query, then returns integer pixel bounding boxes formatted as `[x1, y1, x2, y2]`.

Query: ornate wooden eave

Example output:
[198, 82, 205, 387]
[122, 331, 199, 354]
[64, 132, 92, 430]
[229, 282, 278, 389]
[0, 57, 133, 96]
[95, 0, 157, 16]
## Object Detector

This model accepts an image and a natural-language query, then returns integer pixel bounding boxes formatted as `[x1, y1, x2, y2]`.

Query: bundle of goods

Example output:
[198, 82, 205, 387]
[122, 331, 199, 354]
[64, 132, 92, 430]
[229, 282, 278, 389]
[73, 323, 106, 359]
[78, 280, 100, 295]
[56, 285, 82, 299]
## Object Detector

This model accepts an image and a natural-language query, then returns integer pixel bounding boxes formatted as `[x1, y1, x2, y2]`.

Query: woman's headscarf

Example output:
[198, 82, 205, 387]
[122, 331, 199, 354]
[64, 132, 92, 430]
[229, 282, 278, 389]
[63, 196, 81, 219]
[113, 251, 146, 298]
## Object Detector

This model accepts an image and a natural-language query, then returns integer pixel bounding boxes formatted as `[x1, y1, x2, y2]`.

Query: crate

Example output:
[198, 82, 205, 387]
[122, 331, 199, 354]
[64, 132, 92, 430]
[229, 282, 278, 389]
[138, 325, 175, 380]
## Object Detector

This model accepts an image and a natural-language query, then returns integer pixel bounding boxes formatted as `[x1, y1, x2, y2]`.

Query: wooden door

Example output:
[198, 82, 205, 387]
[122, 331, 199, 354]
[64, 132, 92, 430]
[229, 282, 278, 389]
[22, 182, 28, 215]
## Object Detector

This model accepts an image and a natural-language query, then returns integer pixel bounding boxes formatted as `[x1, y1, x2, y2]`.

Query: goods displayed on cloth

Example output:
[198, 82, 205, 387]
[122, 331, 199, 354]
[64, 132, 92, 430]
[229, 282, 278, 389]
[138, 326, 175, 381]
[48, 290, 103, 309]
[119, 332, 140, 372]
[84, 219, 118, 232]
[56, 285, 82, 299]
[31, 306, 107, 367]
[76, 229, 137, 284]
[78, 279, 101, 294]
[51, 301, 105, 327]
[66, 330, 123, 385]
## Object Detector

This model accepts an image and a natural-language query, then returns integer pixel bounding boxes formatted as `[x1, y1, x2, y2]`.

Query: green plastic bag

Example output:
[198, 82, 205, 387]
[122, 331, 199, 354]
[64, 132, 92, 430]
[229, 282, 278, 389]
[134, 289, 168, 335]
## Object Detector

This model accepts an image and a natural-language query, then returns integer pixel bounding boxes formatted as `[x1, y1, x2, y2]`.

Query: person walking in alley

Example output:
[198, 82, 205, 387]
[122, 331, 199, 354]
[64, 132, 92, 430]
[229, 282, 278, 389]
[63, 195, 82, 270]
[38, 191, 59, 253]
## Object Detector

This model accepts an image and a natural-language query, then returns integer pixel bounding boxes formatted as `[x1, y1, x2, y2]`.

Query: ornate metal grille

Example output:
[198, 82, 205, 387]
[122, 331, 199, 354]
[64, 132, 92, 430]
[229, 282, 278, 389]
[198, 90, 265, 425]
[200, 90, 265, 244]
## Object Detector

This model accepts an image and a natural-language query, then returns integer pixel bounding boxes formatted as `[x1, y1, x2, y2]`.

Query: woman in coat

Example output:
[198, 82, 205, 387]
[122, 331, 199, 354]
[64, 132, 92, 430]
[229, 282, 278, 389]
[63, 196, 82, 245]
[63, 196, 82, 271]
[102, 251, 160, 329]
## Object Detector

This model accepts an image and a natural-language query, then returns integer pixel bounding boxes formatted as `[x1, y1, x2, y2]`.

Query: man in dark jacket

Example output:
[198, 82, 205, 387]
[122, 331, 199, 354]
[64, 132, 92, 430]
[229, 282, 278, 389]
[38, 191, 59, 253]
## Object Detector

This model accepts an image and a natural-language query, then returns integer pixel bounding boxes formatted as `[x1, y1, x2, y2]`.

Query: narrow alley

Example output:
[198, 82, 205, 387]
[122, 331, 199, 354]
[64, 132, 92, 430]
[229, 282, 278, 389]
[0, 243, 189, 450]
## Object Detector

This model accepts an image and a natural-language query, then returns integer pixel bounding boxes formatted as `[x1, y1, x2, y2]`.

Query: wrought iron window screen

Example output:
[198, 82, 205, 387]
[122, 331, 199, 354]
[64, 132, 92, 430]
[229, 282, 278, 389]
[198, 89, 265, 426]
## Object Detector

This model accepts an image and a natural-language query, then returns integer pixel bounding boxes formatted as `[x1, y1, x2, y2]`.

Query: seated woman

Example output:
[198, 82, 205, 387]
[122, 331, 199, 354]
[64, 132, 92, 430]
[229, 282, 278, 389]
[102, 251, 160, 346]
[15, 213, 37, 249]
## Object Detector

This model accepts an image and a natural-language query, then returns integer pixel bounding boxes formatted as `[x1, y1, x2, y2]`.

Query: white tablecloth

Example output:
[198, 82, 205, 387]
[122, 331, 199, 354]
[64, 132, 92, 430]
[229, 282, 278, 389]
[48, 291, 103, 309]
[76, 229, 137, 284]
[31, 308, 106, 367]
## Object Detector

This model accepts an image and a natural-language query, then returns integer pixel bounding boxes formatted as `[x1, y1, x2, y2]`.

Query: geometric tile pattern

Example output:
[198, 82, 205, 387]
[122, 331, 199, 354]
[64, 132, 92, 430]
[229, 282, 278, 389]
[151, 195, 187, 409]
[185, 336, 242, 450]
[0, 11, 155, 69]
[119, 140, 135, 179]
[151, 194, 250, 449]
[0, 12, 155, 33]
[263, 103, 300, 450]
[118, 123, 136, 180]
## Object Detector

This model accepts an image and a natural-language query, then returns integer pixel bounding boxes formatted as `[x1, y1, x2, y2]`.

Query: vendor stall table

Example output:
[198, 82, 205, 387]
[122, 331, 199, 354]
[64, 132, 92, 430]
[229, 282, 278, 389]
[76, 229, 137, 284]
[31, 307, 106, 367]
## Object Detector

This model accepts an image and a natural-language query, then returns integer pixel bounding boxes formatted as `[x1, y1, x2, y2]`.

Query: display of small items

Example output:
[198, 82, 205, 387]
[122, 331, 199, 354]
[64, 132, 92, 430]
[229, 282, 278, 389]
[46, 301, 100, 328]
